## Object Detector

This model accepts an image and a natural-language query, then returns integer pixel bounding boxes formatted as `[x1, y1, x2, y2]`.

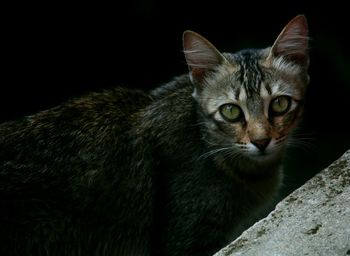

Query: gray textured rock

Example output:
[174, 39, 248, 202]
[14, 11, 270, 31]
[214, 150, 350, 256]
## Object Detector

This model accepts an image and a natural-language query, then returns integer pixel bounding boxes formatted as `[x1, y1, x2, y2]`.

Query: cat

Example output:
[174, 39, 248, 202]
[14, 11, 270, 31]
[0, 15, 309, 256]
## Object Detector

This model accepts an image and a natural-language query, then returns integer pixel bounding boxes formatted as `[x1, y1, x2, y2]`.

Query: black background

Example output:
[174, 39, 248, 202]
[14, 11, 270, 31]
[2, 1, 350, 198]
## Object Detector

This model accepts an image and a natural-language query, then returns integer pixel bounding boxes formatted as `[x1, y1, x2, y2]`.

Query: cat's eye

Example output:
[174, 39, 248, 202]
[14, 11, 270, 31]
[219, 104, 243, 122]
[270, 96, 291, 116]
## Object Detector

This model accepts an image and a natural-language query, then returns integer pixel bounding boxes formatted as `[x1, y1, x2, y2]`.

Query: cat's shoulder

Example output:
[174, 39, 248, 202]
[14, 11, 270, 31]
[150, 74, 192, 99]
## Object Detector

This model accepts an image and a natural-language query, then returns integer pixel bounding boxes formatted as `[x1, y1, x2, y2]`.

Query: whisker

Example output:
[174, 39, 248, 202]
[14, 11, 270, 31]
[197, 147, 233, 161]
[190, 122, 208, 128]
[201, 138, 221, 147]
[228, 151, 244, 163]
[286, 136, 317, 151]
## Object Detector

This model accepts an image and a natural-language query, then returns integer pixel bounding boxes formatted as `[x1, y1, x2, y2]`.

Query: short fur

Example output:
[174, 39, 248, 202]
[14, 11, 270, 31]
[0, 15, 309, 255]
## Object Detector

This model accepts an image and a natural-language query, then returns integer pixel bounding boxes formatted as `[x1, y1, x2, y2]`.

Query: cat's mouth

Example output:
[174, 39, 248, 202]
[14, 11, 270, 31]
[244, 147, 285, 166]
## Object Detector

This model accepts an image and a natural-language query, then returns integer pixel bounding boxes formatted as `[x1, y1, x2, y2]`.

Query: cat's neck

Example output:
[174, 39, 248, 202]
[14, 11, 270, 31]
[138, 74, 202, 159]
[150, 74, 192, 99]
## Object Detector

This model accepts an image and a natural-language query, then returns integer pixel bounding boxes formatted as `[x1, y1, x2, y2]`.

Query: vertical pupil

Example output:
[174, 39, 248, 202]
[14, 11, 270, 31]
[278, 98, 283, 107]
[281, 98, 287, 108]
[229, 106, 236, 116]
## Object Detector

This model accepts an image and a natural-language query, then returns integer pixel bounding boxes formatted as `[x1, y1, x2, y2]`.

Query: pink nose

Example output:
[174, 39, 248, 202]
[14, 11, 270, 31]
[251, 138, 271, 151]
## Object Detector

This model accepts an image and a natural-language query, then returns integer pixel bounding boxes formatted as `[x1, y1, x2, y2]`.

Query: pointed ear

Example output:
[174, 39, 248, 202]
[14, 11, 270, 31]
[267, 15, 309, 68]
[183, 31, 227, 84]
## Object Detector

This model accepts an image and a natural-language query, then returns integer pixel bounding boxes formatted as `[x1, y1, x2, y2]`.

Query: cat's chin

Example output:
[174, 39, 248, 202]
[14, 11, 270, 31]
[247, 151, 280, 162]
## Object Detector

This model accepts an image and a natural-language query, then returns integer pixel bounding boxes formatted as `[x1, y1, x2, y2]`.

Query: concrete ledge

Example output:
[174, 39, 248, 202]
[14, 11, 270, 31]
[214, 150, 350, 256]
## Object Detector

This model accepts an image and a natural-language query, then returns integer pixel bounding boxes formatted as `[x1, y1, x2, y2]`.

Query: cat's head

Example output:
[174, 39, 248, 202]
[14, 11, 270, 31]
[183, 15, 309, 171]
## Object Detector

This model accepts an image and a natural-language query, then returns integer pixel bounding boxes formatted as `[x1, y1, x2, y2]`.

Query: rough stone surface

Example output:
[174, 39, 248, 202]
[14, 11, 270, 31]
[214, 150, 350, 256]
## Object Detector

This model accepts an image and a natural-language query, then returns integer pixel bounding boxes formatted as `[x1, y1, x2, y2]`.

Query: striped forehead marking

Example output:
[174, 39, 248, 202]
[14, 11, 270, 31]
[235, 50, 265, 98]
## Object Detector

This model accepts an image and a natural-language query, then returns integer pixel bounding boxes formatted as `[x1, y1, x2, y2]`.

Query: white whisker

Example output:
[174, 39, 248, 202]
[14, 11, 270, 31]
[197, 147, 233, 161]
[287, 132, 316, 151]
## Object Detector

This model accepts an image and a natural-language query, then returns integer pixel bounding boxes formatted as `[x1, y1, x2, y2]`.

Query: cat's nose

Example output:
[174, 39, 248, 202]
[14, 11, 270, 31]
[252, 138, 271, 151]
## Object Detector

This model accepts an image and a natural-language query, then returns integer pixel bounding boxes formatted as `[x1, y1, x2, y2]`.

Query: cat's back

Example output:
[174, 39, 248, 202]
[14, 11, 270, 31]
[0, 87, 152, 138]
[0, 86, 152, 190]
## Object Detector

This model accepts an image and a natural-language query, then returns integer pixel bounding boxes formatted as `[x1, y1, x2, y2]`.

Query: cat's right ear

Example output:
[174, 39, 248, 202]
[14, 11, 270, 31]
[183, 31, 228, 86]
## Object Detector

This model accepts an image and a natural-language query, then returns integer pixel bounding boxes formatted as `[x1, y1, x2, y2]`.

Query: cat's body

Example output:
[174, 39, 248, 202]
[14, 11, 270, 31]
[0, 16, 309, 255]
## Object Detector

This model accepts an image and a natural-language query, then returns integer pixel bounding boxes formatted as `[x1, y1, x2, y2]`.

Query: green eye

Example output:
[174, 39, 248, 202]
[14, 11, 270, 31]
[219, 104, 243, 122]
[270, 96, 291, 115]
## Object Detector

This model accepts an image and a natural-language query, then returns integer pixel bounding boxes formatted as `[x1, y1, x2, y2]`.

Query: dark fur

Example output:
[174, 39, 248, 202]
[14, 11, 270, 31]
[0, 76, 282, 256]
[0, 16, 309, 256]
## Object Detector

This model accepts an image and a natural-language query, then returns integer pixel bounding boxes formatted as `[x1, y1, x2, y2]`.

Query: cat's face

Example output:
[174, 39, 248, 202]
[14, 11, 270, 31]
[194, 51, 308, 163]
[183, 15, 309, 168]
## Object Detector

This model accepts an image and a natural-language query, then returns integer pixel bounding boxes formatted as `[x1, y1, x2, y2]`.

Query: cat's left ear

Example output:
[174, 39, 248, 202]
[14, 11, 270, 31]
[183, 31, 229, 86]
[267, 15, 309, 69]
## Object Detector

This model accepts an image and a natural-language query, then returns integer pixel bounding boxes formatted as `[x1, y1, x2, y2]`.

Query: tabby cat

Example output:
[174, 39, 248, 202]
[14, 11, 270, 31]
[0, 15, 309, 256]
